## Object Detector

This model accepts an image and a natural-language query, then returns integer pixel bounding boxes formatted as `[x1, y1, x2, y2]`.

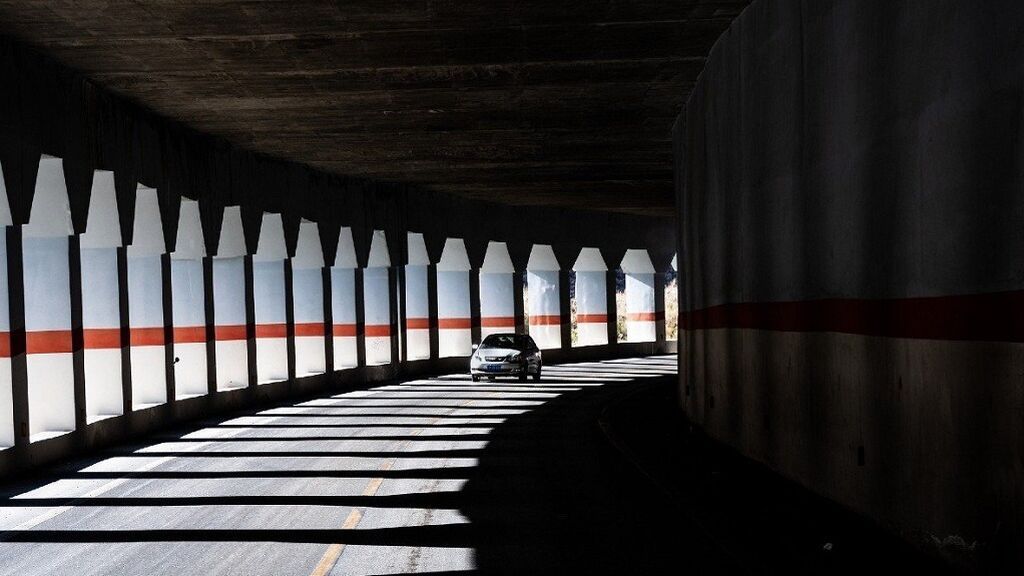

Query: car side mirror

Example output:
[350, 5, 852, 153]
[472, 344, 479, 350]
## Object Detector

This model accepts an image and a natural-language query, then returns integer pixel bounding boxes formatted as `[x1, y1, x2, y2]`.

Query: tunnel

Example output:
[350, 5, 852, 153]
[0, 1, 1018, 574]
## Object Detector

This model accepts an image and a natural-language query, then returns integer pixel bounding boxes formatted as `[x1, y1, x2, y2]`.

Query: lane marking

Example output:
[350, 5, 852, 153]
[309, 388, 484, 576]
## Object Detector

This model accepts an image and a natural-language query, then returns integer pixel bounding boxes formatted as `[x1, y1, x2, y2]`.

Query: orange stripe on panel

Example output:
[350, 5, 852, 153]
[529, 314, 561, 326]
[173, 326, 207, 344]
[255, 323, 287, 338]
[215, 325, 247, 341]
[481, 316, 515, 328]
[438, 318, 471, 330]
[26, 330, 73, 354]
[0, 332, 10, 358]
[576, 313, 608, 324]
[406, 317, 430, 330]
[83, 328, 122, 349]
[627, 312, 662, 322]
[333, 324, 357, 337]
[295, 322, 326, 337]
[365, 324, 391, 337]
[130, 327, 166, 346]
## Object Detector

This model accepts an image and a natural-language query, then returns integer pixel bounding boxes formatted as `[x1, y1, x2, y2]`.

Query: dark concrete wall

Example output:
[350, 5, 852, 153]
[677, 0, 1024, 569]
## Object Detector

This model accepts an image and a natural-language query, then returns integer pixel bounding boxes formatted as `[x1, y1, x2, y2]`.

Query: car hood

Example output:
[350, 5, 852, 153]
[475, 347, 520, 358]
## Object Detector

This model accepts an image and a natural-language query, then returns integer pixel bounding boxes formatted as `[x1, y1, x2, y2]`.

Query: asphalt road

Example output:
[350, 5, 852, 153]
[0, 355, 721, 575]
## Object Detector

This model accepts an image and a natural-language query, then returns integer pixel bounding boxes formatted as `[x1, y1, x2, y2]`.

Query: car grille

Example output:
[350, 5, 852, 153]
[484, 356, 506, 362]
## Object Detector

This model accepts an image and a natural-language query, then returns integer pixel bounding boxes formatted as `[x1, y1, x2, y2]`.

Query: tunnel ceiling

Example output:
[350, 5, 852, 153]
[0, 1, 748, 217]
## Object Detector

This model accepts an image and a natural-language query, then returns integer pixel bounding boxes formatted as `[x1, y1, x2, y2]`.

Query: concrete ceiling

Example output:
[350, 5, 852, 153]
[0, 1, 748, 217]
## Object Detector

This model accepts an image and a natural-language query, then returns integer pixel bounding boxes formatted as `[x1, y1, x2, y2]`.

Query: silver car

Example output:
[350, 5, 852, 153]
[470, 333, 543, 382]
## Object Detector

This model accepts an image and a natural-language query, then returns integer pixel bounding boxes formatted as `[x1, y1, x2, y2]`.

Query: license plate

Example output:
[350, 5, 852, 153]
[485, 364, 503, 371]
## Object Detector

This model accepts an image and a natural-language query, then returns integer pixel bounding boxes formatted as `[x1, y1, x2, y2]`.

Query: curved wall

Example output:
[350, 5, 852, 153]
[678, 0, 1024, 568]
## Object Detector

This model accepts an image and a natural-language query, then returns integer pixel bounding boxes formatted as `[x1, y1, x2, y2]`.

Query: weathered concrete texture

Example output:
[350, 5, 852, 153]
[678, 0, 1024, 569]
[0, 0, 749, 215]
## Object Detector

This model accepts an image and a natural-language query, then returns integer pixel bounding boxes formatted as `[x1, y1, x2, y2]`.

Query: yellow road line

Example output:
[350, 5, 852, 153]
[309, 392, 481, 576]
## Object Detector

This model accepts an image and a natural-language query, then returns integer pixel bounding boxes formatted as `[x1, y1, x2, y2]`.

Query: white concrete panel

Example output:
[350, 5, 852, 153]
[573, 247, 607, 272]
[621, 249, 656, 274]
[128, 255, 166, 409]
[254, 213, 286, 262]
[480, 241, 514, 273]
[213, 257, 248, 390]
[367, 230, 390, 268]
[293, 267, 325, 376]
[216, 206, 246, 258]
[171, 258, 207, 398]
[407, 232, 430, 266]
[625, 272, 656, 343]
[80, 247, 123, 421]
[128, 186, 165, 257]
[364, 266, 391, 365]
[405, 330, 430, 360]
[172, 199, 205, 260]
[23, 236, 74, 439]
[438, 270, 470, 358]
[330, 267, 357, 368]
[293, 221, 324, 269]
[84, 349, 123, 422]
[334, 227, 357, 268]
[528, 270, 561, 350]
[27, 354, 75, 440]
[254, 260, 287, 384]
[404, 264, 430, 360]
[0, 358, 11, 448]
[80, 171, 120, 249]
[527, 244, 559, 272]
[438, 238, 470, 272]
[256, 338, 288, 383]
[24, 156, 73, 238]
[575, 270, 608, 346]
[174, 342, 208, 399]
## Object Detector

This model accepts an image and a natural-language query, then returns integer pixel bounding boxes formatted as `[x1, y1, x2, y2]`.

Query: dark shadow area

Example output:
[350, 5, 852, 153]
[0, 356, 961, 575]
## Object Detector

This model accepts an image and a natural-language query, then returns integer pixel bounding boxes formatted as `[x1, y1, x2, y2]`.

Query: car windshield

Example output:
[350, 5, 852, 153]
[480, 334, 518, 349]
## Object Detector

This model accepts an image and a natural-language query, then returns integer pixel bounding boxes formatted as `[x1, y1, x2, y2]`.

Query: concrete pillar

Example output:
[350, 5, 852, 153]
[212, 206, 249, 391]
[169, 199, 207, 399]
[126, 186, 169, 409]
[78, 170, 124, 421]
[363, 230, 391, 366]
[292, 220, 326, 377]
[605, 269, 619, 346]
[437, 238, 471, 357]
[404, 232, 431, 360]
[0, 170, 14, 448]
[252, 213, 288, 384]
[330, 226, 358, 369]
[526, 244, 561, 350]
[22, 156, 75, 441]
[479, 242, 516, 339]
[572, 248, 609, 346]
[653, 270, 667, 344]
[426, 262, 440, 359]
[621, 249, 657, 343]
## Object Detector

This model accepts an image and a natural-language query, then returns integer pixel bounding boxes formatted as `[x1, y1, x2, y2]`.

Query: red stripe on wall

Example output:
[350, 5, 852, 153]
[26, 330, 73, 354]
[529, 314, 561, 326]
[681, 291, 1024, 342]
[406, 317, 430, 330]
[255, 323, 287, 338]
[333, 323, 357, 337]
[365, 324, 391, 337]
[0, 332, 10, 358]
[576, 313, 608, 324]
[627, 311, 663, 322]
[130, 327, 166, 346]
[481, 316, 516, 328]
[295, 322, 326, 337]
[174, 326, 207, 344]
[83, 328, 121, 349]
[438, 318, 471, 330]
[215, 325, 247, 341]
